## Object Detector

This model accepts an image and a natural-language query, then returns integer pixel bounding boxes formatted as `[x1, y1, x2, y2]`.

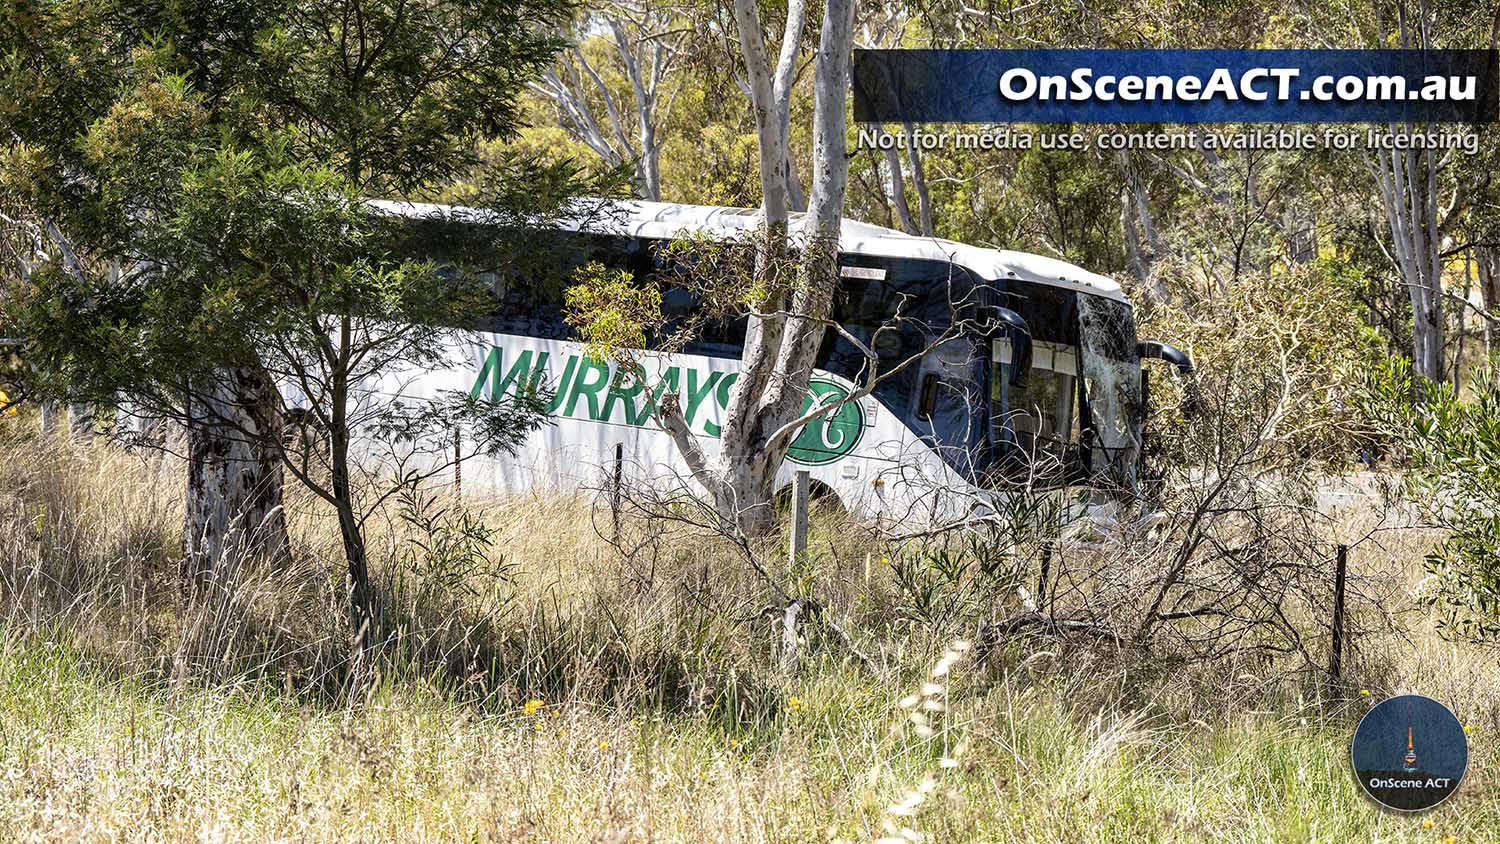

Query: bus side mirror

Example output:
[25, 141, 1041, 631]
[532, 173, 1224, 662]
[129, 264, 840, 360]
[1138, 341, 1202, 417]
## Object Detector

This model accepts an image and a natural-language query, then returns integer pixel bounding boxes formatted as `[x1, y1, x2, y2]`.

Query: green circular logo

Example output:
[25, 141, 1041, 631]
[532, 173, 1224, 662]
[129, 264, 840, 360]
[787, 379, 865, 466]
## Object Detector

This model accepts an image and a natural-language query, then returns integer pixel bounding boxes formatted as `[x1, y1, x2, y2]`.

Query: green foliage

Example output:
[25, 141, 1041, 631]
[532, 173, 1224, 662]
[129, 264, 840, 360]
[563, 261, 663, 364]
[0, 0, 624, 631]
[0, 0, 617, 436]
[1362, 356, 1500, 641]
[889, 534, 1027, 628]
[1139, 258, 1383, 466]
[395, 481, 515, 619]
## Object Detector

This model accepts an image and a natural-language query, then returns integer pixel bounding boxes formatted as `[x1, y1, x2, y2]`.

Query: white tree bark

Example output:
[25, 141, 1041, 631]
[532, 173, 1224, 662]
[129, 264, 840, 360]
[883, 143, 919, 235]
[1116, 150, 1169, 303]
[1479, 246, 1500, 357]
[530, 9, 679, 202]
[1369, 137, 1448, 382]
[903, 124, 934, 236]
[183, 367, 289, 584]
[39, 401, 63, 435]
[68, 402, 94, 444]
[1363, 0, 1455, 382]
[656, 0, 855, 536]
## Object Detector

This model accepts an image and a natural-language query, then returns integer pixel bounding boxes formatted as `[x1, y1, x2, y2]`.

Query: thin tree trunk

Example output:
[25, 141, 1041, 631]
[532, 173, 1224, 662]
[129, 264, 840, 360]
[903, 123, 934, 236]
[1477, 246, 1499, 359]
[722, 0, 855, 536]
[1370, 143, 1446, 382]
[656, 0, 851, 536]
[184, 367, 288, 585]
[39, 401, 62, 435]
[883, 143, 919, 235]
[332, 450, 375, 653]
[328, 315, 376, 653]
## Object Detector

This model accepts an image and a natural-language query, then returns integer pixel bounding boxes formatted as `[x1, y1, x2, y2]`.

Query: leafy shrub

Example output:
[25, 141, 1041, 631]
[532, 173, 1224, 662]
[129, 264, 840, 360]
[1362, 356, 1500, 641]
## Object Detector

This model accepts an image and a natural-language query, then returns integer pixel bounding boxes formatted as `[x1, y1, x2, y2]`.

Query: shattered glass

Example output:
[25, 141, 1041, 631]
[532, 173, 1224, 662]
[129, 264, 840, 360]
[1076, 294, 1143, 489]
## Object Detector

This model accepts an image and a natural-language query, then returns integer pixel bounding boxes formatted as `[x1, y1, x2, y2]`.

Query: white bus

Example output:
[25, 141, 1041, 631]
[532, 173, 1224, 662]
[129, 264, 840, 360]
[363, 199, 1192, 525]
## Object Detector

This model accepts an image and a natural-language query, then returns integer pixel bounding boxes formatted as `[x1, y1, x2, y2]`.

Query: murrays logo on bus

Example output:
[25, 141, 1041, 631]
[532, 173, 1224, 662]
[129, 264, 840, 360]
[786, 378, 864, 466]
[469, 344, 865, 465]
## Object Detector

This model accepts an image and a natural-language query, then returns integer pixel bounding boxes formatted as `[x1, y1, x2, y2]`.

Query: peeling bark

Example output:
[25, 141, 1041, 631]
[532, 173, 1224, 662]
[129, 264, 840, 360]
[183, 367, 288, 585]
[701, 0, 854, 537]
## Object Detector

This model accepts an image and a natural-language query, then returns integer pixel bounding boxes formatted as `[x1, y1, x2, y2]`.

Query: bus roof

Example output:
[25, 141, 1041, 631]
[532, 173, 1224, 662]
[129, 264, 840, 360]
[368, 198, 1129, 305]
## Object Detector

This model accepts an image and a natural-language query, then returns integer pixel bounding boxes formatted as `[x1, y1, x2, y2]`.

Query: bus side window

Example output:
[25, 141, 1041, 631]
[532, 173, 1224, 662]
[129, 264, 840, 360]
[917, 374, 939, 419]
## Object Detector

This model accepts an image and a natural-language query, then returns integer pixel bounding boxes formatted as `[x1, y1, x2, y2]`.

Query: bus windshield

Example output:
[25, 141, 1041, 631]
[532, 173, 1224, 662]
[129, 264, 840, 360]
[989, 288, 1142, 488]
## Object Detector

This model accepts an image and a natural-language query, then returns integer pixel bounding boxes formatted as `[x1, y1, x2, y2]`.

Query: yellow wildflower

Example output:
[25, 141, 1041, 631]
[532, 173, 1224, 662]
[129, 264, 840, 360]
[1464, 724, 1476, 734]
[1423, 819, 1434, 830]
[788, 696, 804, 714]
[599, 740, 610, 751]
[1359, 689, 1370, 696]
[523, 698, 544, 716]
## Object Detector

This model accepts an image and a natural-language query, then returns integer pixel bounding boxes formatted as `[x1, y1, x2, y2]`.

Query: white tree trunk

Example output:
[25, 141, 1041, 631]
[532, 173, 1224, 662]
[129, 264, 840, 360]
[1365, 2, 1451, 382]
[883, 143, 919, 235]
[903, 123, 934, 236]
[1478, 246, 1499, 358]
[1370, 143, 1447, 382]
[532, 12, 679, 203]
[183, 367, 288, 584]
[667, 0, 854, 536]
[39, 401, 63, 435]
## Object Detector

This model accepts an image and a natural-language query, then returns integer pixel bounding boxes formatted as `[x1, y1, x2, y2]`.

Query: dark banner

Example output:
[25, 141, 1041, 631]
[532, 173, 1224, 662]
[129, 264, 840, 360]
[851, 49, 1500, 123]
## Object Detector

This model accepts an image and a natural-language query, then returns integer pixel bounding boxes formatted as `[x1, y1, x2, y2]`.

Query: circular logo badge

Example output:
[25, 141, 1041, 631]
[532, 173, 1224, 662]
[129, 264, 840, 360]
[1351, 694, 1468, 812]
[787, 378, 865, 466]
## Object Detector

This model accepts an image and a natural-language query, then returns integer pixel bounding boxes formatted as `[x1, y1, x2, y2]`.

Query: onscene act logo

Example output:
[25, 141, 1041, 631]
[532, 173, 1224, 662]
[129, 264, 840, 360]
[1351, 694, 1468, 812]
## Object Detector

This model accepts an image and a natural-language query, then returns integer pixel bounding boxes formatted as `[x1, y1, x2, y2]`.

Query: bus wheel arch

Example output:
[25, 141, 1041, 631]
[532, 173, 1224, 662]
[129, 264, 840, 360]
[774, 476, 847, 517]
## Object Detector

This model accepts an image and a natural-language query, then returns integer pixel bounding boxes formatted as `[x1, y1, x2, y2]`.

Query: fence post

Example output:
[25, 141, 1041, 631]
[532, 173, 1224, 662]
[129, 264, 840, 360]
[789, 470, 810, 567]
[1328, 544, 1349, 684]
[1036, 541, 1054, 613]
[453, 426, 462, 499]
[611, 442, 624, 543]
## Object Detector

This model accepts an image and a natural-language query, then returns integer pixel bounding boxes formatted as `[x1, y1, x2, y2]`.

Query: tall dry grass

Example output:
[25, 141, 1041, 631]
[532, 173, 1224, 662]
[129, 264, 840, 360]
[0, 428, 1496, 842]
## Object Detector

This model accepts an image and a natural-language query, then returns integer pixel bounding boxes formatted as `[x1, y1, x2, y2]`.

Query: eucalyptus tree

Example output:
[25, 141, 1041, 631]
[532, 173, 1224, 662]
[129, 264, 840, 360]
[1, 0, 602, 646]
[564, 0, 856, 537]
[528, 1, 690, 202]
[659, 0, 858, 536]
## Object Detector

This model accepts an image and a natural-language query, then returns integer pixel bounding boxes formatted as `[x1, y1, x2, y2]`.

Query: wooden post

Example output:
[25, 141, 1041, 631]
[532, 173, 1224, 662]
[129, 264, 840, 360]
[1328, 544, 1349, 684]
[789, 470, 809, 567]
[1036, 541, 1053, 613]
[611, 442, 624, 543]
[453, 426, 462, 499]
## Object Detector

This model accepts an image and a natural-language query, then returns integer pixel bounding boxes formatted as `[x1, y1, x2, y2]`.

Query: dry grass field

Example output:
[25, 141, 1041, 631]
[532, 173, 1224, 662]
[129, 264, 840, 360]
[0, 432, 1495, 843]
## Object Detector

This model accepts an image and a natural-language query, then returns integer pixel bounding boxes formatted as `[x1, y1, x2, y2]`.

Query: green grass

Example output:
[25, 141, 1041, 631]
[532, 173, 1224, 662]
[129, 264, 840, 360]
[0, 436, 1496, 842]
[0, 635, 1492, 843]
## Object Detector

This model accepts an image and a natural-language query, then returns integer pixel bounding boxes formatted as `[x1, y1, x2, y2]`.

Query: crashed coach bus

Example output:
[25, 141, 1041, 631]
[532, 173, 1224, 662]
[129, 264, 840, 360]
[360, 199, 1192, 525]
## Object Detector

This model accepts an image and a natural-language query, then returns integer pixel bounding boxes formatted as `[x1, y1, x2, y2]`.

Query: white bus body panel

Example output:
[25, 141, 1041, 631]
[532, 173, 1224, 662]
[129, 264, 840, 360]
[356, 331, 980, 525]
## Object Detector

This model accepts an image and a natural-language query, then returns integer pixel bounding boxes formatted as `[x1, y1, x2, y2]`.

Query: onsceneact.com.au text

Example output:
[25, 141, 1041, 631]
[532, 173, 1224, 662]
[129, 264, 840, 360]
[997, 67, 1480, 103]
